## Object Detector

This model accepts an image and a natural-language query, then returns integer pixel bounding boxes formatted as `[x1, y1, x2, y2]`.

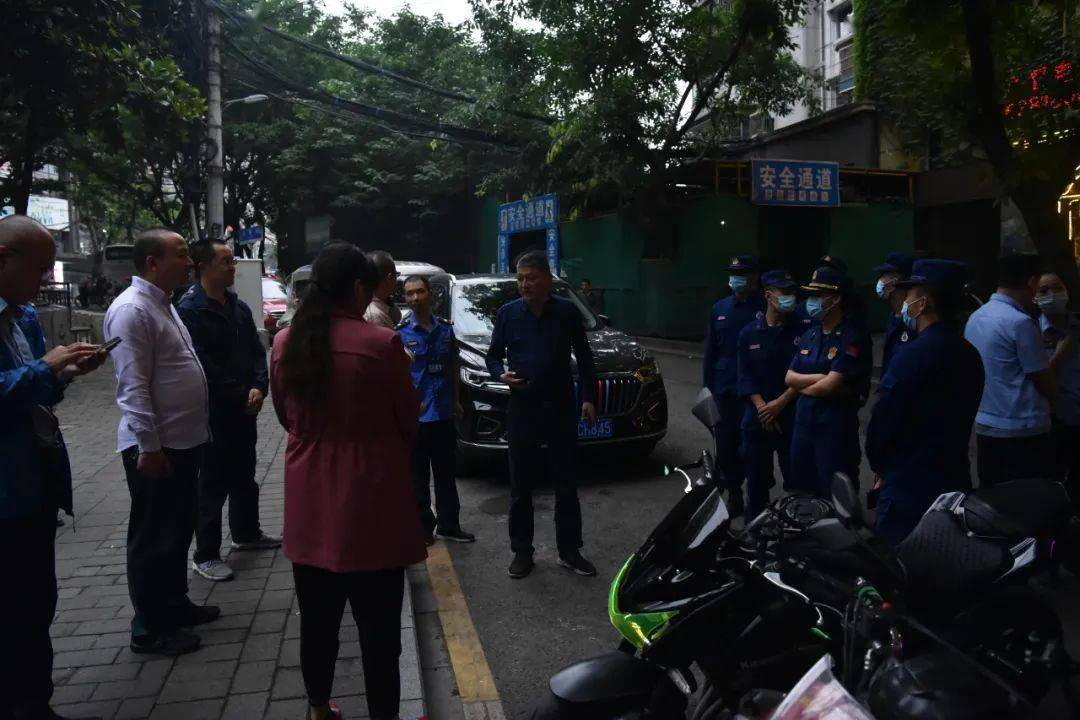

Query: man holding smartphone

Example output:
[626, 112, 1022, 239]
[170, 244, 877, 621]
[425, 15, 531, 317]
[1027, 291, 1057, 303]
[0, 215, 109, 720]
[486, 251, 598, 579]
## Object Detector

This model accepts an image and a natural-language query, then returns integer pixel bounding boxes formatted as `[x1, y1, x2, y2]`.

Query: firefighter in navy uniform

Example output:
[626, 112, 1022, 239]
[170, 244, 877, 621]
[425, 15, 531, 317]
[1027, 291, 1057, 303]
[736, 270, 802, 520]
[785, 266, 871, 497]
[874, 252, 916, 376]
[866, 260, 984, 545]
[703, 255, 765, 516]
[397, 275, 475, 545]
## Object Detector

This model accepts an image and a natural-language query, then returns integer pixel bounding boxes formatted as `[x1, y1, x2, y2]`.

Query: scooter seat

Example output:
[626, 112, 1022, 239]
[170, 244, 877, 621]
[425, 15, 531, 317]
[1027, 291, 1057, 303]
[897, 511, 1011, 608]
[963, 479, 1069, 539]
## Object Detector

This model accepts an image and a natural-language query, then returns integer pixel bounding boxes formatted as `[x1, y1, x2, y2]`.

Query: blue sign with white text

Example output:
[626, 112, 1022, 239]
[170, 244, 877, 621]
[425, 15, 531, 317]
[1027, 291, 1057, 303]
[497, 194, 559, 273]
[750, 159, 840, 208]
[238, 225, 264, 247]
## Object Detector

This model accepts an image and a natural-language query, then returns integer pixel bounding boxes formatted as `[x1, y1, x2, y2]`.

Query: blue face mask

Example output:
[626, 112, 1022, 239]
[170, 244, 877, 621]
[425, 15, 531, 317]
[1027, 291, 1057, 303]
[805, 296, 825, 319]
[729, 275, 748, 293]
[776, 294, 797, 313]
[901, 298, 923, 330]
[876, 278, 891, 300]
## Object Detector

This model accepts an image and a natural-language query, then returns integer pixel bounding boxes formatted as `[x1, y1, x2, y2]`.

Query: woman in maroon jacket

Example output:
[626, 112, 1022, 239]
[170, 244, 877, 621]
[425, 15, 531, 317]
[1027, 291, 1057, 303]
[271, 242, 426, 720]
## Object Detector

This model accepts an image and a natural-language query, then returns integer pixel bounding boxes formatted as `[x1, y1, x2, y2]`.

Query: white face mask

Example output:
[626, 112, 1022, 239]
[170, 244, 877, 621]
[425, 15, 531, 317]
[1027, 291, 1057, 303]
[1036, 291, 1068, 315]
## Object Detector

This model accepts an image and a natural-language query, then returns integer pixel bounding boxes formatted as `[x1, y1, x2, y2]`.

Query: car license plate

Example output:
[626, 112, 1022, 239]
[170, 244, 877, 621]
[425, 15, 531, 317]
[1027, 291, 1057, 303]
[578, 417, 614, 440]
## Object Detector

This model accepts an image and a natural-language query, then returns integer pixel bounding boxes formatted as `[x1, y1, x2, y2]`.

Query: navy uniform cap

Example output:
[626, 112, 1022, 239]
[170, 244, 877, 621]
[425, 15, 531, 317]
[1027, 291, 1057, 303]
[895, 259, 968, 291]
[727, 255, 759, 273]
[801, 266, 845, 294]
[761, 269, 797, 290]
[873, 252, 914, 277]
[818, 254, 848, 276]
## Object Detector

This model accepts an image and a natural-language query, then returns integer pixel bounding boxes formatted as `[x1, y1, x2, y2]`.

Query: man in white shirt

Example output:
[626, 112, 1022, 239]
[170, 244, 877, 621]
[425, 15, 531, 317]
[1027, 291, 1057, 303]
[104, 228, 217, 657]
[363, 250, 401, 329]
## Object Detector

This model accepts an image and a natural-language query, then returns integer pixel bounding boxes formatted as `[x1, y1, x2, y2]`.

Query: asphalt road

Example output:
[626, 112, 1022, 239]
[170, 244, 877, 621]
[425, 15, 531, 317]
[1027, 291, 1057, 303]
[446, 345, 1080, 719]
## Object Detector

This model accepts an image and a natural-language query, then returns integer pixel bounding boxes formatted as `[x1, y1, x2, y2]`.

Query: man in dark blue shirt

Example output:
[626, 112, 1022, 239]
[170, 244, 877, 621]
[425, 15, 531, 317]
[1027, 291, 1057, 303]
[178, 240, 278, 585]
[703, 255, 763, 516]
[399, 275, 475, 545]
[874, 252, 916, 377]
[486, 251, 598, 579]
[866, 259, 984, 545]
[736, 270, 802, 520]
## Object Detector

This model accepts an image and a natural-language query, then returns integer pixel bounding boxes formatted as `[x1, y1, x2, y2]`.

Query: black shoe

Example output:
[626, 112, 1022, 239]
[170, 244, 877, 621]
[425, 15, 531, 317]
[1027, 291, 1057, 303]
[435, 527, 476, 543]
[130, 631, 201, 656]
[508, 552, 534, 578]
[175, 602, 221, 627]
[558, 552, 597, 577]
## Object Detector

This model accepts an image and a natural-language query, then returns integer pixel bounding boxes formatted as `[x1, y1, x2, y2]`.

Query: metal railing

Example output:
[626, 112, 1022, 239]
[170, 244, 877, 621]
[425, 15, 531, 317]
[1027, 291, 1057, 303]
[36, 282, 74, 325]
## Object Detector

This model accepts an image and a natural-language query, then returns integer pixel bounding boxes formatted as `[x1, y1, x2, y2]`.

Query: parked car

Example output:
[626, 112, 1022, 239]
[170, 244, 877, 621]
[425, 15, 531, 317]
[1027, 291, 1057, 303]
[262, 276, 288, 337]
[427, 273, 668, 472]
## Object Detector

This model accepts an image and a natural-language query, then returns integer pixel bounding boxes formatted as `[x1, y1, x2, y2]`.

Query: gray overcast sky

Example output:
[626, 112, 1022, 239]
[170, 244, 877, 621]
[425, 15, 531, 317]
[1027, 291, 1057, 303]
[319, 0, 475, 25]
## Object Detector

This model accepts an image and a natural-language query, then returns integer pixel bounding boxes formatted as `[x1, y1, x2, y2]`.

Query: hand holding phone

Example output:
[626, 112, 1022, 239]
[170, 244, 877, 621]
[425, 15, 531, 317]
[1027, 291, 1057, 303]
[500, 371, 529, 389]
[101, 337, 123, 353]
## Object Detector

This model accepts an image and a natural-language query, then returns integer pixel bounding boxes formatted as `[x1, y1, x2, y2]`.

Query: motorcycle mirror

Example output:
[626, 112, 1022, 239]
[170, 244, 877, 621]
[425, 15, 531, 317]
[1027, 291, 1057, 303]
[692, 388, 722, 430]
[831, 473, 863, 526]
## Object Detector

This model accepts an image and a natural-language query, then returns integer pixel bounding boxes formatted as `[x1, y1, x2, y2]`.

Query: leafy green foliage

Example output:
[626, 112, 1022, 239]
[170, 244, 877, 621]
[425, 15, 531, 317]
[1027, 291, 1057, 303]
[472, 0, 818, 212]
[0, 0, 203, 215]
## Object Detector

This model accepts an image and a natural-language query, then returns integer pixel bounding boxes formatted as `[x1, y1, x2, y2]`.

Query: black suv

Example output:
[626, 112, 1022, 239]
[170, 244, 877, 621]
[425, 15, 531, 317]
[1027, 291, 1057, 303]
[427, 273, 668, 471]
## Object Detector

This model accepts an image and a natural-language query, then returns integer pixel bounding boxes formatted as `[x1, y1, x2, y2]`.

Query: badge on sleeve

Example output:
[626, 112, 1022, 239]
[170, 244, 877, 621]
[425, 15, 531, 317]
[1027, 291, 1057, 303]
[828, 346, 838, 360]
[749, 343, 761, 350]
[901, 331, 909, 342]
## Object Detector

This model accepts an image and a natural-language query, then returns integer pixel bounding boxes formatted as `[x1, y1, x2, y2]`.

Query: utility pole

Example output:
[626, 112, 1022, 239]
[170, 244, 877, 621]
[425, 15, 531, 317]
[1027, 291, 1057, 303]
[206, 1, 224, 240]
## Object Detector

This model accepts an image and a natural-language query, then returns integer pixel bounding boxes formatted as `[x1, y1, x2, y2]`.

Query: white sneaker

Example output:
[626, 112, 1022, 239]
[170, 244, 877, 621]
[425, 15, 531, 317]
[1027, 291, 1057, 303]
[193, 559, 234, 582]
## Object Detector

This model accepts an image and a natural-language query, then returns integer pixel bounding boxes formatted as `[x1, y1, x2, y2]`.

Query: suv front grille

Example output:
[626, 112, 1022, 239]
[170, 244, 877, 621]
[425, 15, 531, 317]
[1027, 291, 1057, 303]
[574, 375, 641, 416]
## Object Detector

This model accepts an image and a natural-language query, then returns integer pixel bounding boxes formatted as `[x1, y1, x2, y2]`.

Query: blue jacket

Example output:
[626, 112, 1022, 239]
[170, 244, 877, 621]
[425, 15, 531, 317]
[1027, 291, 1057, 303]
[866, 322, 984, 511]
[176, 284, 268, 422]
[0, 304, 71, 519]
[703, 292, 764, 397]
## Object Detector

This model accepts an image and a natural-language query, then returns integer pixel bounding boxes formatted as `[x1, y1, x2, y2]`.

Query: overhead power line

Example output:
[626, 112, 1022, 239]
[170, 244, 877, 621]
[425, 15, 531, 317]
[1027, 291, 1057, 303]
[234, 78, 513, 151]
[225, 39, 516, 146]
[208, 0, 553, 125]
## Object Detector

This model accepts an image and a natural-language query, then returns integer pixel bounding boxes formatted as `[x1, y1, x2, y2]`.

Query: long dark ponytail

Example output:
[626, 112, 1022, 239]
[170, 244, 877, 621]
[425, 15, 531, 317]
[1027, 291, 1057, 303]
[279, 242, 377, 404]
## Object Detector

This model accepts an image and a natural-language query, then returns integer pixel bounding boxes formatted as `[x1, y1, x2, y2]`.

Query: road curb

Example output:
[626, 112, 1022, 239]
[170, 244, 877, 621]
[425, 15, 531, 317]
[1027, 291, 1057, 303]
[425, 542, 505, 715]
[403, 578, 429, 719]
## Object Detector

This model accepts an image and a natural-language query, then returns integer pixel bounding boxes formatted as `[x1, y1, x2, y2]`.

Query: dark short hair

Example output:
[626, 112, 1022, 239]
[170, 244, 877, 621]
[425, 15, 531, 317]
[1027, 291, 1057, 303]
[917, 285, 964, 321]
[582, 278, 591, 284]
[367, 250, 395, 279]
[997, 253, 1043, 290]
[133, 228, 181, 273]
[191, 240, 228, 276]
[515, 250, 548, 273]
[403, 274, 430, 290]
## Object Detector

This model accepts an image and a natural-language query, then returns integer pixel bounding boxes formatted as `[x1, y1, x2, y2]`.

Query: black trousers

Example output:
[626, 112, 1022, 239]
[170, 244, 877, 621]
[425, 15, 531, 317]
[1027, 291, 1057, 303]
[194, 415, 261, 563]
[0, 510, 57, 717]
[410, 419, 460, 534]
[976, 432, 1056, 488]
[292, 564, 405, 719]
[122, 445, 202, 639]
[507, 401, 583, 557]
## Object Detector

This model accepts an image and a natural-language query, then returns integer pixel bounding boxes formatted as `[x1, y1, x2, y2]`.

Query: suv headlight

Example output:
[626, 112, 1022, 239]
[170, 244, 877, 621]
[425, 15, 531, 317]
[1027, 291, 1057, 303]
[635, 357, 661, 382]
[461, 366, 510, 393]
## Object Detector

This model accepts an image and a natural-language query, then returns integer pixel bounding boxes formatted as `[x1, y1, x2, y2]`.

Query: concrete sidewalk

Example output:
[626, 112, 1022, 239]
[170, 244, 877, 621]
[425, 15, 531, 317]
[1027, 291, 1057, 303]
[47, 365, 425, 720]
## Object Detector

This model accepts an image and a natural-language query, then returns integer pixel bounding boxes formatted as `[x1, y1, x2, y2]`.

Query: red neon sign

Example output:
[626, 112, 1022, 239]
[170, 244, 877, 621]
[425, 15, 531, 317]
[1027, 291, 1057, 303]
[1004, 60, 1079, 117]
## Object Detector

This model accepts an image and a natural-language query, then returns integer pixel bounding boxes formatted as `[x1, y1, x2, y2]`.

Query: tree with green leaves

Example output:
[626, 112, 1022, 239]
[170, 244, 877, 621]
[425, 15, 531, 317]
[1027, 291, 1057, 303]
[0, 1, 204, 215]
[471, 0, 818, 218]
[855, 0, 1080, 286]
